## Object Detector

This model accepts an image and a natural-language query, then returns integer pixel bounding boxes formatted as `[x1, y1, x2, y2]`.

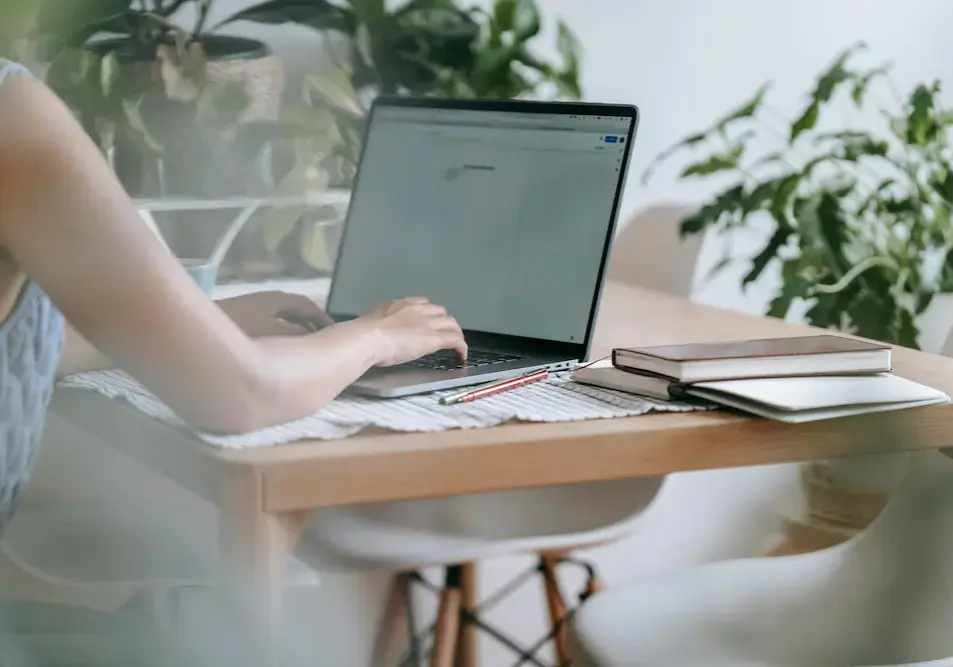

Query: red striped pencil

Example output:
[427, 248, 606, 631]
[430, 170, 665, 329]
[439, 369, 550, 405]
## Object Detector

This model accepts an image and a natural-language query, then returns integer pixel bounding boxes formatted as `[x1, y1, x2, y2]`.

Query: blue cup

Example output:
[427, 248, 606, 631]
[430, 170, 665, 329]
[182, 259, 217, 295]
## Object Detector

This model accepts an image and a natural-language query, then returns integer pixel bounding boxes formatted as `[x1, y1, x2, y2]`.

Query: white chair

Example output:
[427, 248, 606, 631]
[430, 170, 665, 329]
[570, 448, 953, 667]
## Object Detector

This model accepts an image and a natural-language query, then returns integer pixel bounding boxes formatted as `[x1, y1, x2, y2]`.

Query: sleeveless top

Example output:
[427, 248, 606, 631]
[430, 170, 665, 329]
[0, 61, 65, 531]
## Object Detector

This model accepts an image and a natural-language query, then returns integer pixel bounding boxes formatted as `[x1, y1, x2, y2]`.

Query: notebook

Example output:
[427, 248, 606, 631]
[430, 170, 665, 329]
[684, 373, 949, 423]
[613, 335, 891, 383]
[572, 360, 675, 401]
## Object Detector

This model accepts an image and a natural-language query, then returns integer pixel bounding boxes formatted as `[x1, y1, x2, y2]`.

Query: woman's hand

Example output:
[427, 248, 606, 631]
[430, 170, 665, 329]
[355, 297, 467, 367]
[217, 291, 335, 338]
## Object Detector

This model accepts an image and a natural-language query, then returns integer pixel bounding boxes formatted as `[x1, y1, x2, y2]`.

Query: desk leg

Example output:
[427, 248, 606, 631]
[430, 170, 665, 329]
[219, 471, 308, 667]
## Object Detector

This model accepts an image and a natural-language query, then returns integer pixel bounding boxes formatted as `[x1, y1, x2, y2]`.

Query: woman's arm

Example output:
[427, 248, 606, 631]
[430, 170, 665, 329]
[57, 291, 337, 377]
[0, 76, 465, 433]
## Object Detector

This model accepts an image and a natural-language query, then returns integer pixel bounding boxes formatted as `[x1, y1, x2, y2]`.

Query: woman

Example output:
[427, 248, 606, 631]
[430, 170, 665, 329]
[0, 59, 465, 664]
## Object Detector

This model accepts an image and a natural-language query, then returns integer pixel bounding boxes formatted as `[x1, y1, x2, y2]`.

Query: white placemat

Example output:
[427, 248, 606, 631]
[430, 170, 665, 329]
[58, 370, 711, 449]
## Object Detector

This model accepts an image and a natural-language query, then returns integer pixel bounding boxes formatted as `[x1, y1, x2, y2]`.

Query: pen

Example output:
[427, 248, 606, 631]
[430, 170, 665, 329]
[439, 369, 550, 405]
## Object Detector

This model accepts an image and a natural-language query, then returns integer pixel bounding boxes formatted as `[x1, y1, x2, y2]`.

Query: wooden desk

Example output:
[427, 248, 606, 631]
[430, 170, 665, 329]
[49, 281, 953, 661]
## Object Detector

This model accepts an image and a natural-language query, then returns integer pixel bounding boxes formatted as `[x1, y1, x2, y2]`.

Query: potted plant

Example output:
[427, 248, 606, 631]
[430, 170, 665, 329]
[32, 0, 286, 198]
[647, 42, 953, 349]
[648, 42, 953, 552]
[218, 0, 583, 274]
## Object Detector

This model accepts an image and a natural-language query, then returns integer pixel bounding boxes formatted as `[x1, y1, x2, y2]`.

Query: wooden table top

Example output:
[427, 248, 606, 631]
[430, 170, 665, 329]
[52, 281, 953, 512]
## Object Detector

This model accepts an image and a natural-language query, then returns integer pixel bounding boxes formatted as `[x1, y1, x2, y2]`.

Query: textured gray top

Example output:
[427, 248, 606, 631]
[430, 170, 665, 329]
[0, 61, 65, 531]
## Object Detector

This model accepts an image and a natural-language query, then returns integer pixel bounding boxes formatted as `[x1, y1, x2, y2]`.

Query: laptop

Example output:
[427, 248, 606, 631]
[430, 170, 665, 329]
[326, 97, 639, 398]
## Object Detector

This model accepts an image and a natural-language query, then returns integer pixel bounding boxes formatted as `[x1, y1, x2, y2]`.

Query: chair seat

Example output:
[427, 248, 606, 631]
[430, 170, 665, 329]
[571, 451, 953, 667]
[300, 478, 664, 571]
[2, 500, 320, 587]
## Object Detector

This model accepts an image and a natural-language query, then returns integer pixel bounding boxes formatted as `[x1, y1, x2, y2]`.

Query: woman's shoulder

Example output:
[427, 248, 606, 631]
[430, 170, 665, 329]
[0, 59, 34, 83]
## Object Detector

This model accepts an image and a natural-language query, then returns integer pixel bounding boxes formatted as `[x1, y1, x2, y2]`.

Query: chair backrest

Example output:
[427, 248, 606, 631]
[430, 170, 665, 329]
[932, 296, 953, 357]
[607, 204, 704, 299]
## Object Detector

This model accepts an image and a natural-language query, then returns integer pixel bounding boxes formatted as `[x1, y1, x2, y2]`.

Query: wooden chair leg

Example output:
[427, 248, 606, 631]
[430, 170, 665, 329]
[584, 570, 604, 598]
[540, 556, 571, 667]
[430, 566, 462, 667]
[371, 574, 410, 667]
[455, 563, 477, 667]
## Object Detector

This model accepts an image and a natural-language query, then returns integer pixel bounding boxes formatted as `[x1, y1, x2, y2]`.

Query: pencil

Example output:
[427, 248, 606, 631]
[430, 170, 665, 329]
[439, 369, 550, 405]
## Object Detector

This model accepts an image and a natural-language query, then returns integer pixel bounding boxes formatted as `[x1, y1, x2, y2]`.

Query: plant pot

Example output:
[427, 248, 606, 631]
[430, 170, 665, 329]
[86, 35, 286, 198]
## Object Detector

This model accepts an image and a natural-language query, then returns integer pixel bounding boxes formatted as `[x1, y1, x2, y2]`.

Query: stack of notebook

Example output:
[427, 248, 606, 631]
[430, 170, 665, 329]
[572, 335, 949, 423]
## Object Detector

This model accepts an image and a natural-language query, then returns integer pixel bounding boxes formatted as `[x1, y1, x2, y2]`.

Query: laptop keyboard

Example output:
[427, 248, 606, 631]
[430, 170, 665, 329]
[404, 349, 523, 371]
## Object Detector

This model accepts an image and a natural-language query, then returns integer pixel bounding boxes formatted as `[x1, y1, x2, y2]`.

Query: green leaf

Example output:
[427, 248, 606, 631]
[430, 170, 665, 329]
[510, 0, 541, 41]
[750, 152, 785, 169]
[743, 176, 784, 215]
[679, 145, 744, 178]
[769, 173, 801, 229]
[933, 170, 953, 204]
[491, 0, 516, 33]
[916, 291, 935, 316]
[851, 64, 890, 106]
[679, 184, 745, 237]
[217, 0, 358, 35]
[813, 42, 865, 101]
[840, 135, 889, 161]
[817, 191, 849, 272]
[790, 102, 819, 141]
[906, 82, 940, 146]
[897, 308, 920, 349]
[34, 0, 130, 40]
[704, 255, 733, 282]
[642, 131, 710, 184]
[715, 82, 770, 130]
[743, 227, 789, 287]
[806, 281, 857, 329]
[766, 270, 811, 320]
[814, 130, 889, 161]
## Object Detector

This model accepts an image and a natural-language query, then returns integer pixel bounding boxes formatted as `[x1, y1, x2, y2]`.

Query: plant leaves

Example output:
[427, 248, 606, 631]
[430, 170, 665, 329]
[768, 266, 811, 320]
[743, 177, 784, 215]
[806, 280, 858, 329]
[790, 102, 819, 141]
[679, 184, 744, 237]
[906, 82, 940, 146]
[704, 255, 733, 282]
[743, 227, 789, 287]
[491, 0, 516, 28]
[217, 0, 357, 35]
[510, 0, 541, 41]
[769, 173, 801, 229]
[679, 144, 744, 178]
[851, 64, 890, 106]
[933, 170, 953, 204]
[642, 131, 709, 184]
[817, 190, 849, 272]
[715, 82, 770, 130]
[791, 43, 867, 141]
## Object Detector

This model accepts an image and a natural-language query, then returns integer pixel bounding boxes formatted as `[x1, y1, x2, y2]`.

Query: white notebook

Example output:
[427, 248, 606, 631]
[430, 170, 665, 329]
[685, 373, 950, 423]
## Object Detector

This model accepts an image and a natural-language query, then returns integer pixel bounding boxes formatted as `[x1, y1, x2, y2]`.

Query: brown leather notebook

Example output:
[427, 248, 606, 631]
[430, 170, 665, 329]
[613, 335, 891, 383]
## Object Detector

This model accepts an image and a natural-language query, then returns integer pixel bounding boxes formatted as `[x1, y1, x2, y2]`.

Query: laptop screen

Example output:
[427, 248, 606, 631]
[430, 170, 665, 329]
[328, 103, 635, 345]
